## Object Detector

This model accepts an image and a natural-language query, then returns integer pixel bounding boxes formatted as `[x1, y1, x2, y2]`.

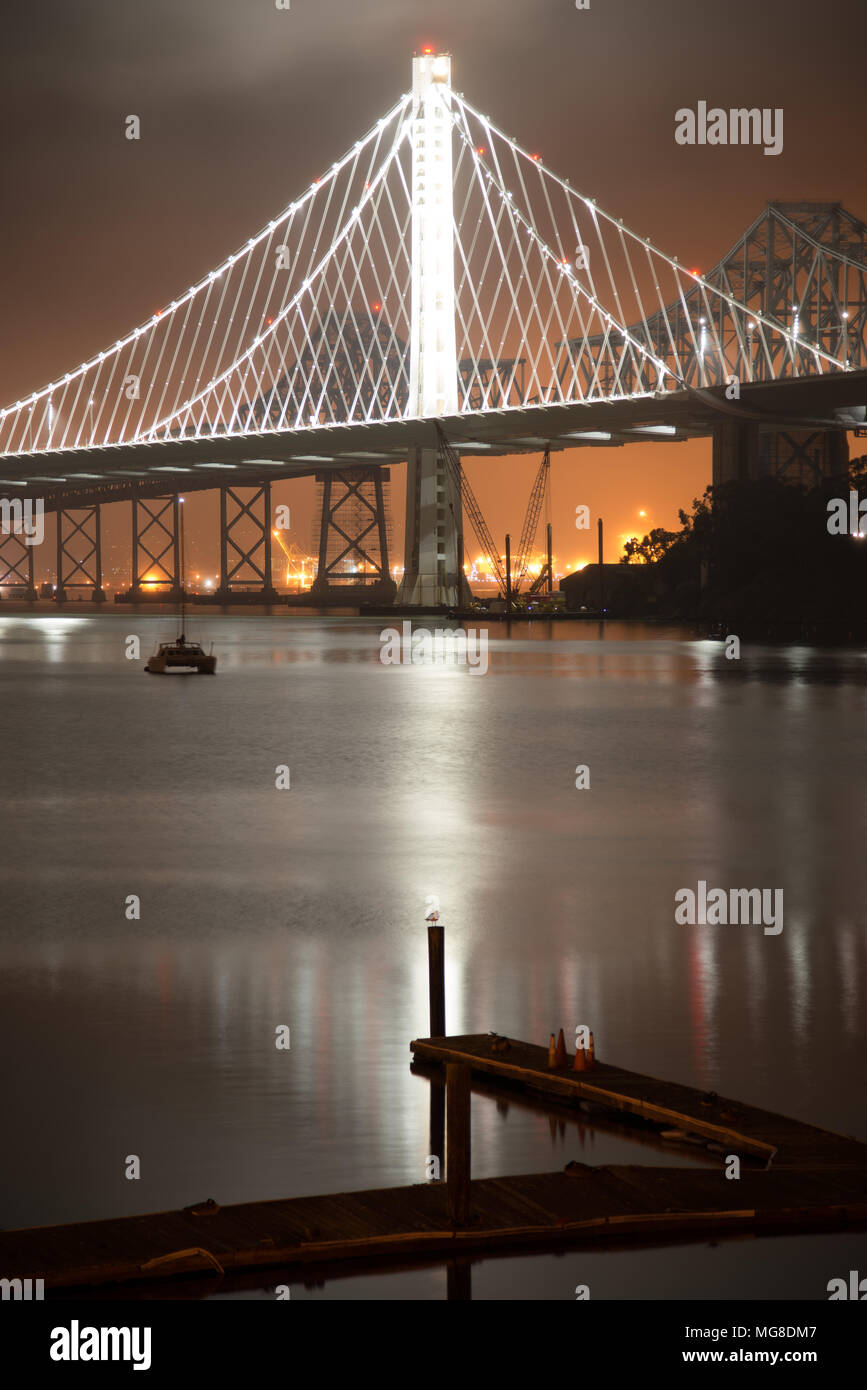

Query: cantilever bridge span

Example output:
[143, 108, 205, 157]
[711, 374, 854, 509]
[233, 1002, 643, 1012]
[1, 52, 866, 602]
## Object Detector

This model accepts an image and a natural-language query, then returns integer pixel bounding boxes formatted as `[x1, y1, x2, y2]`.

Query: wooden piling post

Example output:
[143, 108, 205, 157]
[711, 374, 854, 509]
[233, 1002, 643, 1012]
[446, 1062, 471, 1227]
[446, 1256, 472, 1300]
[597, 517, 604, 612]
[429, 1074, 445, 1181]
[427, 924, 445, 1038]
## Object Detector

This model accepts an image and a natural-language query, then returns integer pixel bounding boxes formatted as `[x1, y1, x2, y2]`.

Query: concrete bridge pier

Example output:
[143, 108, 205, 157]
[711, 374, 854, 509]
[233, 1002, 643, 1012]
[398, 444, 473, 607]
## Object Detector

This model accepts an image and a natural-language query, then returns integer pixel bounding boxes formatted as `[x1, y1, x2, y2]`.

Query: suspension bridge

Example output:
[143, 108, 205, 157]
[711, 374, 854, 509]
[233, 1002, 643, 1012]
[1, 51, 866, 603]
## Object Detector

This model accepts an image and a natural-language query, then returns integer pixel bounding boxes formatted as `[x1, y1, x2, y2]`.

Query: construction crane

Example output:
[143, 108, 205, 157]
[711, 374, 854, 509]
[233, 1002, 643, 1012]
[513, 448, 550, 593]
[527, 558, 552, 595]
[436, 424, 508, 594]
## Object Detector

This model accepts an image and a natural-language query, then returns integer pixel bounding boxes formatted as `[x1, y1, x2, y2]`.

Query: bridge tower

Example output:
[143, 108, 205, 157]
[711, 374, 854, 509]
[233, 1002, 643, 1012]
[398, 50, 472, 607]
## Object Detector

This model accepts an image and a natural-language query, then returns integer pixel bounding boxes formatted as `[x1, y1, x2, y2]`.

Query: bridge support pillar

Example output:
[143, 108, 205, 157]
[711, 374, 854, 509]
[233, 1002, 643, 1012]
[310, 466, 396, 604]
[0, 521, 37, 600]
[216, 483, 278, 601]
[398, 445, 472, 607]
[712, 422, 760, 486]
[55, 504, 105, 602]
[713, 423, 849, 488]
[128, 495, 181, 599]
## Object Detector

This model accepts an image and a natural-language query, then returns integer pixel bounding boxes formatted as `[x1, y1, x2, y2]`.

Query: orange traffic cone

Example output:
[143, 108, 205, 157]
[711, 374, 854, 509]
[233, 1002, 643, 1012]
[554, 1028, 567, 1068]
[547, 1033, 557, 1069]
[587, 1031, 596, 1068]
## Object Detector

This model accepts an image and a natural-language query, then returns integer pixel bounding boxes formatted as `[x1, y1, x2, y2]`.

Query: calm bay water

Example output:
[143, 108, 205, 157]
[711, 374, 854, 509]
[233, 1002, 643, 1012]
[1, 611, 865, 1299]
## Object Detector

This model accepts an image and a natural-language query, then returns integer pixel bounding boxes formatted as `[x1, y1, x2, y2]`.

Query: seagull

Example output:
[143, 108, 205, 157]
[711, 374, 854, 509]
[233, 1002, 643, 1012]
[425, 910, 440, 923]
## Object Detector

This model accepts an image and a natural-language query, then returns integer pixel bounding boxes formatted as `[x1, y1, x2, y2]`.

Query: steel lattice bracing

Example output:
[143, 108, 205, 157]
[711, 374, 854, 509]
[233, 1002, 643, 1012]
[130, 495, 180, 596]
[217, 484, 277, 598]
[56, 505, 104, 601]
[562, 202, 867, 393]
[311, 466, 394, 598]
[458, 356, 526, 411]
[249, 310, 410, 428]
[0, 527, 36, 597]
[2, 65, 863, 464]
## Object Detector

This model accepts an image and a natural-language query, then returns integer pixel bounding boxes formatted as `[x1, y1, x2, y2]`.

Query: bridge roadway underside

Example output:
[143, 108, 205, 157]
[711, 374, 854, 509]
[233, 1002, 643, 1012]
[2, 371, 865, 511]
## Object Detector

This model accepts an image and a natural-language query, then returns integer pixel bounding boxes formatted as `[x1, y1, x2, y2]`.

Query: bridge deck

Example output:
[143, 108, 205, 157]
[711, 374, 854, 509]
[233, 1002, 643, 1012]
[4, 369, 867, 504]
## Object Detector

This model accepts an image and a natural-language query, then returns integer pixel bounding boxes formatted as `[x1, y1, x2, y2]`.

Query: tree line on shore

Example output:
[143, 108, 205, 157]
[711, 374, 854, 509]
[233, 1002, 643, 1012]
[620, 457, 867, 625]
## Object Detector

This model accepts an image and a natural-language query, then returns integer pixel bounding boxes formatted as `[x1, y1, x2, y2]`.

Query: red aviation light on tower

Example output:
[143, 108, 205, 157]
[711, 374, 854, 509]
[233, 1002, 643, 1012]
[417, 46, 451, 82]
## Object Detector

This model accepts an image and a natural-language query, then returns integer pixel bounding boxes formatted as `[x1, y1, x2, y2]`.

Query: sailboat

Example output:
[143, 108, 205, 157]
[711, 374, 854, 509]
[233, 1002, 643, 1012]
[145, 500, 217, 674]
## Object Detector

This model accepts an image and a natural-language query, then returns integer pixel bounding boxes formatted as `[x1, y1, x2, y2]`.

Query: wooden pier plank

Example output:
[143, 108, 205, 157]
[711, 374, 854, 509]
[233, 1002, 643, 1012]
[2, 1164, 867, 1292]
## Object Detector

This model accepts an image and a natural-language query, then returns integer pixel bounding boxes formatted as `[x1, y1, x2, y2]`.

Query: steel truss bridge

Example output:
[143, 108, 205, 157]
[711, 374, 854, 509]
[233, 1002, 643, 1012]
[1, 53, 866, 603]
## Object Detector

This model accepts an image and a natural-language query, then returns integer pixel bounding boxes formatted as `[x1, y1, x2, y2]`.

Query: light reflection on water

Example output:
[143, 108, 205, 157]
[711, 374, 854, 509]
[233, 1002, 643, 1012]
[1, 615, 865, 1298]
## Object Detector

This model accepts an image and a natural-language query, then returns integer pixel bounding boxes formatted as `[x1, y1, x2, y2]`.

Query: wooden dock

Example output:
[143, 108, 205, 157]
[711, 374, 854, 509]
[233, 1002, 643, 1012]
[2, 1165, 866, 1294]
[411, 1034, 867, 1168]
[1, 1033, 864, 1293]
